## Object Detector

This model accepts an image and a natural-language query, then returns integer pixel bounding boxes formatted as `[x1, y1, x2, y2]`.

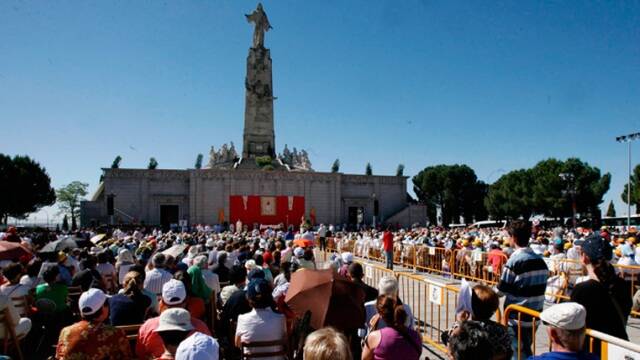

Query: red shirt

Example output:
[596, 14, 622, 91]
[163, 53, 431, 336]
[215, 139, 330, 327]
[383, 231, 394, 252]
[136, 314, 211, 360]
[487, 249, 507, 274]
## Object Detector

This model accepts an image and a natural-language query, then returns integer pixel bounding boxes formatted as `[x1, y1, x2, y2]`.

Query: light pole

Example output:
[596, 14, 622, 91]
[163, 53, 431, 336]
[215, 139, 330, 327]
[559, 173, 577, 229]
[616, 132, 640, 228]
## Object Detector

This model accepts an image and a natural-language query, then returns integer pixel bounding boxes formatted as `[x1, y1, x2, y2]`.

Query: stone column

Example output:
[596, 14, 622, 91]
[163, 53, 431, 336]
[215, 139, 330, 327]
[242, 46, 276, 160]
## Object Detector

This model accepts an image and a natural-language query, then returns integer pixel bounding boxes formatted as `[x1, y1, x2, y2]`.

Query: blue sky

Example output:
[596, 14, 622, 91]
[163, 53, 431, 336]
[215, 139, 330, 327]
[1, 1, 639, 224]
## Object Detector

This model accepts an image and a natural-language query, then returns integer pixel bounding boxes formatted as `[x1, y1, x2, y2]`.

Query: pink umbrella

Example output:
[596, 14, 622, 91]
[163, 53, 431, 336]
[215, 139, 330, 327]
[0, 241, 32, 261]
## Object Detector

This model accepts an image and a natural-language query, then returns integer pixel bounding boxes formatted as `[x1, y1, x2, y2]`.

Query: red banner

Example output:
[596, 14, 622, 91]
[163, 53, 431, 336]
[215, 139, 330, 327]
[229, 195, 305, 227]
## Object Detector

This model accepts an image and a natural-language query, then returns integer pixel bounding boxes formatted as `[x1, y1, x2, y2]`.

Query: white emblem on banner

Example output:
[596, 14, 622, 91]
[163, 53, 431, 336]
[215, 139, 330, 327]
[242, 196, 249, 210]
[288, 196, 294, 211]
[261, 196, 277, 216]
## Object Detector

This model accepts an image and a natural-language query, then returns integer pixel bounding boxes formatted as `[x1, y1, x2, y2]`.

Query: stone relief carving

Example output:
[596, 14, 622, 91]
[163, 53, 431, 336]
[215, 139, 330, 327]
[207, 142, 239, 168]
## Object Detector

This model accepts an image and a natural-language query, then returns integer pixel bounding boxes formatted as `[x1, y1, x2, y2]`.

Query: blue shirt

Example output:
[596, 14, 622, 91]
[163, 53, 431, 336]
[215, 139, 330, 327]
[497, 247, 549, 325]
[528, 351, 599, 360]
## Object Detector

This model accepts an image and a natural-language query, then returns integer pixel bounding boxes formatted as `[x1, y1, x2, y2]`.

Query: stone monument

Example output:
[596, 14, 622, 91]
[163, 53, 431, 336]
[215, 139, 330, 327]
[242, 3, 276, 160]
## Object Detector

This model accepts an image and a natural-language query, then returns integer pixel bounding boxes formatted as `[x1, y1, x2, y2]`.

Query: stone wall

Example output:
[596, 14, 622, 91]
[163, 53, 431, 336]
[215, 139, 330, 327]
[83, 168, 410, 227]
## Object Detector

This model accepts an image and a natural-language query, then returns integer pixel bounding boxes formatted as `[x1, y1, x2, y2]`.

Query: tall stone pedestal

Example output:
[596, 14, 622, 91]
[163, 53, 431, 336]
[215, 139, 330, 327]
[242, 46, 276, 161]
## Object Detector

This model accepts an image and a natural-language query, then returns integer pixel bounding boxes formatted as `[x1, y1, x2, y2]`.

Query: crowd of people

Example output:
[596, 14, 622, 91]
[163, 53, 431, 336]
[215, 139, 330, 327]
[0, 220, 637, 359]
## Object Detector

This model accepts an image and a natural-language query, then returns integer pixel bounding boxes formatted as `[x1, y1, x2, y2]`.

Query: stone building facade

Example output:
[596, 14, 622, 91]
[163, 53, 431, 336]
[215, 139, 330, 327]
[81, 168, 425, 229]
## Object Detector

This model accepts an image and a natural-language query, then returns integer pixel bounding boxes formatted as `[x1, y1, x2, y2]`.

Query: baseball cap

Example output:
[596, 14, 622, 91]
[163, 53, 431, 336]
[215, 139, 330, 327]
[540, 302, 586, 330]
[581, 234, 612, 262]
[341, 252, 354, 264]
[294, 247, 304, 258]
[175, 332, 219, 360]
[162, 279, 187, 305]
[205, 239, 215, 248]
[155, 308, 194, 332]
[79, 288, 108, 316]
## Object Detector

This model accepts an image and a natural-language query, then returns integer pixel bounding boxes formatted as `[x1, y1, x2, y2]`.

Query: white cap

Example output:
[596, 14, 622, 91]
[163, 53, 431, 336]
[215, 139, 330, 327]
[176, 332, 219, 360]
[294, 247, 305, 258]
[155, 308, 195, 332]
[540, 302, 586, 330]
[162, 279, 187, 305]
[79, 288, 108, 316]
[205, 239, 215, 247]
[302, 232, 315, 241]
[341, 252, 354, 264]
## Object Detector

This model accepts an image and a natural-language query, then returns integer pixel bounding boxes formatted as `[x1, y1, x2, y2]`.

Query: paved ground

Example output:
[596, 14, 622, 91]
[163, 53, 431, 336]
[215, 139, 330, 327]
[316, 250, 640, 359]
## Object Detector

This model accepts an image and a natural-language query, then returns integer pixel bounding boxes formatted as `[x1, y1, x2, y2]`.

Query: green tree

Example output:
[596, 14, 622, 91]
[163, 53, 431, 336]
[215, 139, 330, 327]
[62, 215, 69, 232]
[396, 164, 405, 177]
[195, 154, 203, 169]
[365, 163, 372, 176]
[413, 164, 485, 225]
[621, 164, 640, 214]
[111, 156, 122, 169]
[530, 158, 610, 220]
[331, 159, 340, 173]
[485, 169, 534, 220]
[148, 157, 158, 170]
[56, 181, 89, 231]
[0, 154, 56, 224]
[606, 201, 616, 217]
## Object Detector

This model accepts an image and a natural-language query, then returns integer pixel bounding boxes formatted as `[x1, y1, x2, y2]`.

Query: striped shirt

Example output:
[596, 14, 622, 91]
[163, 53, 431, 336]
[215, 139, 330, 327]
[143, 268, 173, 295]
[497, 247, 549, 326]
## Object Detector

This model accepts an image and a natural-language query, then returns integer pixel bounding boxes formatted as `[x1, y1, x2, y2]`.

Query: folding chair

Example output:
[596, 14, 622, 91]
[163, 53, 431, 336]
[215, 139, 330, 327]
[240, 339, 288, 359]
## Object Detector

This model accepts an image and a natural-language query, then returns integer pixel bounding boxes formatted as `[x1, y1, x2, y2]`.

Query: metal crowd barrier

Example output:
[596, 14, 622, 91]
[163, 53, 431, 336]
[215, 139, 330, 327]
[397, 272, 462, 353]
[504, 304, 640, 360]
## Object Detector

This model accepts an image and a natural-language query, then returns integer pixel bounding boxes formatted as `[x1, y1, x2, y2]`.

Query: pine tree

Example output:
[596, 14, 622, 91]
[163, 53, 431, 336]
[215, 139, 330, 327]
[606, 200, 616, 217]
[331, 159, 340, 173]
[195, 154, 203, 169]
[62, 215, 69, 231]
[148, 157, 158, 170]
[111, 156, 122, 169]
[365, 163, 372, 176]
[396, 164, 405, 177]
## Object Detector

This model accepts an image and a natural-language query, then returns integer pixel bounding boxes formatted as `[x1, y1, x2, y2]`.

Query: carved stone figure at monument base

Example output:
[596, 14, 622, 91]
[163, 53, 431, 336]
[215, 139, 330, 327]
[207, 141, 239, 168]
[277, 144, 313, 171]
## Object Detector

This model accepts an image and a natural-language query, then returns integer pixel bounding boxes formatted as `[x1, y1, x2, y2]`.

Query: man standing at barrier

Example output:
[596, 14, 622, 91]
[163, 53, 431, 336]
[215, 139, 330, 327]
[382, 226, 394, 270]
[529, 302, 597, 360]
[497, 220, 549, 360]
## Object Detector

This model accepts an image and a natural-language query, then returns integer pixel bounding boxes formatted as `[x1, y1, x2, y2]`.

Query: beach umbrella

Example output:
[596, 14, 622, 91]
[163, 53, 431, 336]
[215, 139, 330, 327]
[90, 234, 107, 245]
[293, 238, 314, 248]
[0, 241, 32, 261]
[162, 244, 188, 258]
[285, 269, 364, 331]
[40, 238, 78, 253]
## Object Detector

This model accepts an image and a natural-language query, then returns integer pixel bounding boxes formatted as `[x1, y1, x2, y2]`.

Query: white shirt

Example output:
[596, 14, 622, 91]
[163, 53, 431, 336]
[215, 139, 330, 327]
[0, 283, 30, 316]
[144, 268, 173, 295]
[236, 308, 286, 360]
[202, 269, 220, 295]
